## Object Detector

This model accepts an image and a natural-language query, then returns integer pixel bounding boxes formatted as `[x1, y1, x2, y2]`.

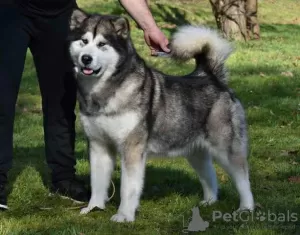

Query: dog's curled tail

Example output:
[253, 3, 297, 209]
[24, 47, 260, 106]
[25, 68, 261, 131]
[170, 25, 232, 83]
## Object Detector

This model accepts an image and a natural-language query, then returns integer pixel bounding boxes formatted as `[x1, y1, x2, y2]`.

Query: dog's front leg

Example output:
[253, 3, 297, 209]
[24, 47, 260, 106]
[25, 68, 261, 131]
[111, 139, 147, 222]
[80, 140, 115, 214]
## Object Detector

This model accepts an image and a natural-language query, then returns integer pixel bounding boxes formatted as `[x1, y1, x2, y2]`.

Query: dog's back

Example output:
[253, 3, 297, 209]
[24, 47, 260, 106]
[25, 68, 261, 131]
[138, 27, 246, 159]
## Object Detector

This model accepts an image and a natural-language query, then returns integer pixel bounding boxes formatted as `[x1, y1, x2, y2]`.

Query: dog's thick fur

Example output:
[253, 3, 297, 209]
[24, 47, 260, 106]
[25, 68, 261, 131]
[68, 9, 254, 222]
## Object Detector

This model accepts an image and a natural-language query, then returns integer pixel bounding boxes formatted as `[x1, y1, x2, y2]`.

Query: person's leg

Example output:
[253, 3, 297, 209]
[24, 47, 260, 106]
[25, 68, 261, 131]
[0, 6, 31, 209]
[29, 11, 89, 202]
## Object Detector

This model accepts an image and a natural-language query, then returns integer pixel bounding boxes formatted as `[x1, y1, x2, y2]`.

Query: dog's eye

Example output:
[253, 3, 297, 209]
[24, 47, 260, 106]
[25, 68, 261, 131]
[82, 38, 88, 44]
[98, 42, 106, 47]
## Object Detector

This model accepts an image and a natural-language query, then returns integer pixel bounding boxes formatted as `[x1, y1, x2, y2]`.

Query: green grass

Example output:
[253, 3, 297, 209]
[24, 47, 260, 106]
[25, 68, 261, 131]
[1, 0, 300, 234]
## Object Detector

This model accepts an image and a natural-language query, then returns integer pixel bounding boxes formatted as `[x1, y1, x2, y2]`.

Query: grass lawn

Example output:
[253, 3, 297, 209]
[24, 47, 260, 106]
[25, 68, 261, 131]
[1, 0, 300, 234]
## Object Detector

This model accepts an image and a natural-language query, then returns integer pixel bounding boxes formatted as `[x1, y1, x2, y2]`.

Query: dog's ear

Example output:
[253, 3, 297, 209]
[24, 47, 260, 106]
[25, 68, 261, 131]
[70, 8, 88, 30]
[111, 17, 130, 38]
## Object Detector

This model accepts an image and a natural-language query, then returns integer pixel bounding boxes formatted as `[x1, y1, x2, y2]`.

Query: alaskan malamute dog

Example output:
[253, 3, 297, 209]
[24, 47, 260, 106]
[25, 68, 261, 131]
[68, 9, 254, 222]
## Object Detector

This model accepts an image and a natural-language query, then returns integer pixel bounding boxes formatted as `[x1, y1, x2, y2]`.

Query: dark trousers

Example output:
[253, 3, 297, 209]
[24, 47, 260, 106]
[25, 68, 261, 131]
[0, 6, 77, 184]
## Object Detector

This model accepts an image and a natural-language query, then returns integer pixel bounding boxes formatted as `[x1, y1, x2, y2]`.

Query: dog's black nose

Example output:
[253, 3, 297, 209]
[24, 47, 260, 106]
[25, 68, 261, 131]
[81, 54, 93, 65]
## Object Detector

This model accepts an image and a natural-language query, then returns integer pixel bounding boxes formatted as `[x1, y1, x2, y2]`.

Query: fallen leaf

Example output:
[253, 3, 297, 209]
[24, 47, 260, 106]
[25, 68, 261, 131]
[281, 71, 294, 77]
[288, 176, 300, 183]
[260, 72, 266, 77]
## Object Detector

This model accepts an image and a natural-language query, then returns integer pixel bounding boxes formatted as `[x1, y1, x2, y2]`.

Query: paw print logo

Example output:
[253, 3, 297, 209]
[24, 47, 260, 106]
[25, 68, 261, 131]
[256, 211, 266, 221]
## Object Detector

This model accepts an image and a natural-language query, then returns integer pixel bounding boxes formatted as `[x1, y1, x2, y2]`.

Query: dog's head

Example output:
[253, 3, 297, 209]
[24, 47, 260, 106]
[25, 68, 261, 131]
[68, 9, 132, 78]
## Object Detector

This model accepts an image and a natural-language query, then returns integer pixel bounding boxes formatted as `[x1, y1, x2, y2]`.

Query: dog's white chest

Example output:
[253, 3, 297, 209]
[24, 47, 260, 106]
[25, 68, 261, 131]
[80, 111, 140, 142]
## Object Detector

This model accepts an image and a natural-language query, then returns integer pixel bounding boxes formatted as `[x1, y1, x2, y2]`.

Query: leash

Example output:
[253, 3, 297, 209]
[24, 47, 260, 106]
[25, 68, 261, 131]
[151, 51, 171, 58]
[39, 180, 115, 211]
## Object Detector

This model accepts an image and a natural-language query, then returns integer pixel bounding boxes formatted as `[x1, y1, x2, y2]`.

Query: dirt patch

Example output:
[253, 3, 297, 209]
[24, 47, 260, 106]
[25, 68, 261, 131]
[290, 17, 300, 24]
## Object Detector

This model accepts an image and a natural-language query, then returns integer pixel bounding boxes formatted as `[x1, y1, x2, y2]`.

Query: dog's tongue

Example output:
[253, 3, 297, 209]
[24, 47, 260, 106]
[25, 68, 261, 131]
[83, 68, 93, 75]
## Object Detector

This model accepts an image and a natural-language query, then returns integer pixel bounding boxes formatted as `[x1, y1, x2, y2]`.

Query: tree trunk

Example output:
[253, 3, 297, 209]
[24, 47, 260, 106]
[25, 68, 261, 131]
[209, 0, 248, 41]
[245, 0, 260, 39]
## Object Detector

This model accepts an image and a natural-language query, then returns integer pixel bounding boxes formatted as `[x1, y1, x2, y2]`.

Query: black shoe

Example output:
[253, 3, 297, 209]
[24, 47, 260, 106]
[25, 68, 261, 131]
[50, 178, 90, 203]
[0, 184, 8, 211]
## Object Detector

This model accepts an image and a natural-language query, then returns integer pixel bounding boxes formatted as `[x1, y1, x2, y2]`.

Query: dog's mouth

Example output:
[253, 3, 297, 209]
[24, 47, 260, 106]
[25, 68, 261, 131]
[81, 67, 101, 76]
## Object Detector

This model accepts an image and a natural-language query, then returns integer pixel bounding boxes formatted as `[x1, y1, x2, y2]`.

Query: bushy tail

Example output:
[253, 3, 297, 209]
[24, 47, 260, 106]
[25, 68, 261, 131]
[170, 26, 232, 84]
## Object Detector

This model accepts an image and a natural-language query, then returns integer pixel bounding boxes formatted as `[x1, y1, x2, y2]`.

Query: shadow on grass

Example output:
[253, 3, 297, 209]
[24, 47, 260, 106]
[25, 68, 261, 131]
[6, 142, 300, 234]
[260, 23, 300, 36]
[7, 145, 202, 202]
[5, 151, 300, 234]
[80, 0, 215, 35]
[228, 64, 300, 128]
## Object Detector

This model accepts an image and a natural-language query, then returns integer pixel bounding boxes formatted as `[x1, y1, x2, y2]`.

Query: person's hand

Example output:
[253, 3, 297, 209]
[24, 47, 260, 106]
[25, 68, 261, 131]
[143, 27, 170, 55]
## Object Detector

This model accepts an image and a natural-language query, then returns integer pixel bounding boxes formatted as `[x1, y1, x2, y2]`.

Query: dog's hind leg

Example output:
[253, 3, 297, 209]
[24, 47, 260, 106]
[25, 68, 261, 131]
[111, 137, 147, 223]
[187, 151, 218, 206]
[80, 140, 115, 214]
[214, 149, 254, 211]
[207, 98, 254, 211]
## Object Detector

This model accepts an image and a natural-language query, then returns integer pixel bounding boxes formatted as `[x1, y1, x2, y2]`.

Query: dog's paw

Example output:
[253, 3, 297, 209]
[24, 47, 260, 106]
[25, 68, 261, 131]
[80, 203, 105, 215]
[80, 206, 93, 215]
[236, 201, 255, 213]
[199, 198, 217, 207]
[235, 206, 254, 213]
[110, 213, 134, 223]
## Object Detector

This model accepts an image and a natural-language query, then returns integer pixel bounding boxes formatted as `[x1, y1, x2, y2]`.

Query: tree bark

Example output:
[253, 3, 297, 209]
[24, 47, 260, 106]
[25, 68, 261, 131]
[209, 0, 248, 41]
[245, 0, 260, 39]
